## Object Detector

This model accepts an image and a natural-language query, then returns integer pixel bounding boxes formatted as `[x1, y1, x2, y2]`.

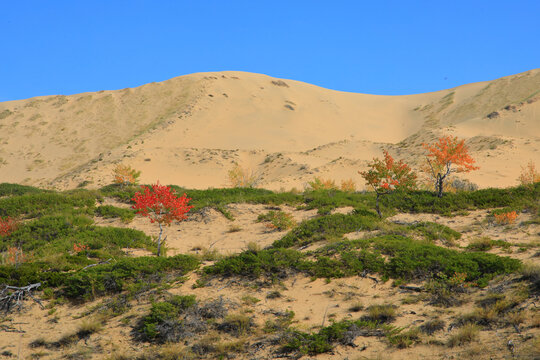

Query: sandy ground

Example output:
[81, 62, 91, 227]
[0, 69, 538, 192]
[1, 202, 540, 359]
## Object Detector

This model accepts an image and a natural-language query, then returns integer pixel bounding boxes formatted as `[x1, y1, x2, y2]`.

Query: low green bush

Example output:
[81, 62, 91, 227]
[273, 211, 379, 248]
[95, 205, 135, 222]
[408, 222, 461, 243]
[204, 248, 303, 278]
[383, 184, 539, 215]
[302, 190, 373, 213]
[373, 236, 520, 285]
[0, 183, 47, 196]
[99, 184, 140, 203]
[207, 235, 520, 286]
[60, 255, 199, 299]
[2, 216, 154, 260]
[139, 295, 197, 341]
[0, 190, 98, 217]
[0, 255, 199, 299]
[281, 319, 391, 355]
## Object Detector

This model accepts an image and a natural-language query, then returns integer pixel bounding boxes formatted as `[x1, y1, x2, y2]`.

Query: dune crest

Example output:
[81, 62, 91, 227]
[0, 69, 539, 190]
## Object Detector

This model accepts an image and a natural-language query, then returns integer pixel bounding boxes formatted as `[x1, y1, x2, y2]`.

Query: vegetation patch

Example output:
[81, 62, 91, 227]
[207, 235, 520, 285]
[95, 205, 135, 222]
[408, 221, 461, 244]
[273, 211, 379, 248]
[280, 319, 396, 355]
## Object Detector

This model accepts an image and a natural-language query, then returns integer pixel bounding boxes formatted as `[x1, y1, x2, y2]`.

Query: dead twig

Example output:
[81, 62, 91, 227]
[0, 283, 43, 313]
[80, 258, 113, 271]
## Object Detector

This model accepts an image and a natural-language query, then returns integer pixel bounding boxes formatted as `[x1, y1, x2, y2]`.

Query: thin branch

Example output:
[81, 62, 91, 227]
[0, 283, 43, 313]
[80, 258, 113, 271]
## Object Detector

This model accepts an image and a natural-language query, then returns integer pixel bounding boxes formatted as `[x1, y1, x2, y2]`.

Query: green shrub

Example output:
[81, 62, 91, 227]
[408, 222, 461, 243]
[139, 295, 197, 341]
[373, 236, 520, 284]
[167, 186, 302, 212]
[99, 184, 140, 203]
[0, 191, 98, 217]
[302, 190, 373, 213]
[281, 319, 390, 355]
[273, 212, 379, 248]
[95, 205, 135, 222]
[383, 184, 539, 215]
[0, 183, 47, 196]
[3, 216, 153, 260]
[207, 235, 520, 285]
[61, 255, 199, 299]
[204, 248, 304, 278]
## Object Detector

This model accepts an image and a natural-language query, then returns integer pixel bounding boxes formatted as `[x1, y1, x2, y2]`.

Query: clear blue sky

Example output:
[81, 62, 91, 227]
[1, 1, 539, 101]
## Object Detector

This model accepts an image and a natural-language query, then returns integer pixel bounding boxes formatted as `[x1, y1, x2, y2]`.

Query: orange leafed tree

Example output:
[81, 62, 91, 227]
[423, 136, 479, 198]
[359, 150, 417, 217]
[113, 164, 141, 187]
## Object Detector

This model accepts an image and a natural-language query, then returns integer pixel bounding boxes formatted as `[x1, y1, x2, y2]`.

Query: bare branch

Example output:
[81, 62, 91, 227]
[0, 283, 43, 313]
[80, 258, 113, 271]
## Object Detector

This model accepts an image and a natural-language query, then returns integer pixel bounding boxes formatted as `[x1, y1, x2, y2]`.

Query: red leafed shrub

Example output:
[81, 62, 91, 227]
[132, 182, 193, 256]
[73, 243, 90, 254]
[0, 217, 19, 237]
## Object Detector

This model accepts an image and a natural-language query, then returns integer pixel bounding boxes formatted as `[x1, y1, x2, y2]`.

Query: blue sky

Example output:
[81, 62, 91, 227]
[1, 1, 539, 101]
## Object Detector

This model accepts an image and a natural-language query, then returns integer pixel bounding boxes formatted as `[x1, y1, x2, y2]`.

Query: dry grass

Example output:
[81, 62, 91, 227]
[447, 324, 480, 347]
[519, 336, 540, 359]
[348, 301, 364, 312]
[227, 164, 258, 188]
[362, 304, 397, 323]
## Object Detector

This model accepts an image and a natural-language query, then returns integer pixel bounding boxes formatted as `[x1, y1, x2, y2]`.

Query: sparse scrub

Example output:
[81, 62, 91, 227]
[518, 160, 540, 188]
[447, 324, 480, 347]
[257, 210, 296, 231]
[348, 302, 364, 312]
[340, 178, 356, 193]
[280, 318, 396, 355]
[226, 224, 242, 233]
[218, 313, 253, 336]
[408, 221, 461, 244]
[137, 295, 197, 342]
[362, 304, 397, 323]
[419, 318, 445, 335]
[227, 164, 258, 188]
[521, 262, 540, 290]
[273, 211, 379, 248]
[307, 177, 339, 191]
[387, 327, 420, 348]
[467, 236, 494, 251]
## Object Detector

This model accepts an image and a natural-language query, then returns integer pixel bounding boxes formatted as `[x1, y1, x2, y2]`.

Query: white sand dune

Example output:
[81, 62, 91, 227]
[0, 69, 539, 190]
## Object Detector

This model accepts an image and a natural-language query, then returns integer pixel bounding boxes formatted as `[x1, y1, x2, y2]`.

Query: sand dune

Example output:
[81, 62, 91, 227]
[0, 69, 539, 190]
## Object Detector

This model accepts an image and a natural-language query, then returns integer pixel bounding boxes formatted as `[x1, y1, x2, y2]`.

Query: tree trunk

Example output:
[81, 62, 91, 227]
[437, 175, 444, 198]
[375, 193, 382, 218]
[157, 222, 163, 257]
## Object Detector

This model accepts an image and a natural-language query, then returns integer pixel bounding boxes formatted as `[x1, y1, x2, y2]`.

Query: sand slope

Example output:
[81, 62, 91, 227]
[0, 69, 539, 190]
